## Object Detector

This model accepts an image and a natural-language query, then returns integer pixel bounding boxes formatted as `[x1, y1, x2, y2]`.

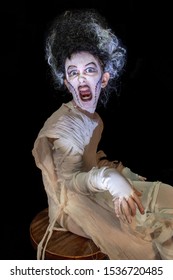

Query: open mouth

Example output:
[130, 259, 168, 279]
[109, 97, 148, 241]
[79, 86, 92, 101]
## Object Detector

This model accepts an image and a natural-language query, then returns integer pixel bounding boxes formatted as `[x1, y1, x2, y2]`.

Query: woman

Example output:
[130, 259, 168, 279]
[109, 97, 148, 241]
[32, 9, 173, 260]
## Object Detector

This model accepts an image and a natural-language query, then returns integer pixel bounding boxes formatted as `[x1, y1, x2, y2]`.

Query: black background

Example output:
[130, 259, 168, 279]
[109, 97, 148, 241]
[2, 0, 173, 259]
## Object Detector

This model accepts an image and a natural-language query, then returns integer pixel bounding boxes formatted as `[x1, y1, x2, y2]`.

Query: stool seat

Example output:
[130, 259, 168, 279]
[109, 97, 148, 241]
[30, 208, 107, 260]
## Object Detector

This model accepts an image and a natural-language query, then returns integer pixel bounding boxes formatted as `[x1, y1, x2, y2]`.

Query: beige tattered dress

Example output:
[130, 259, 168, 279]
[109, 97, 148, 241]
[32, 101, 173, 260]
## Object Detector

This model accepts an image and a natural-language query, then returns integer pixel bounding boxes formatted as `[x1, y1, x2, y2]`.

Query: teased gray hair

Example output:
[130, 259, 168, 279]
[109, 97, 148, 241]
[45, 8, 127, 106]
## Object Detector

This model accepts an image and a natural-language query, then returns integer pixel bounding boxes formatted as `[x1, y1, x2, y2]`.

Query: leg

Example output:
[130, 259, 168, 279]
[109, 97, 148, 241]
[65, 215, 90, 238]
[156, 183, 173, 209]
[65, 190, 160, 259]
[154, 183, 173, 259]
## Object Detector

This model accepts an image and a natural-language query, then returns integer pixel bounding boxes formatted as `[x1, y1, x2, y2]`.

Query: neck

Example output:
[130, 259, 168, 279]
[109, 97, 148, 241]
[72, 100, 96, 119]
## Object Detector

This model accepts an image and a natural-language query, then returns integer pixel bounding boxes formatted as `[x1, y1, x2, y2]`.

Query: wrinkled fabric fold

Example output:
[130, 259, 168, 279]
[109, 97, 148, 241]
[32, 101, 173, 260]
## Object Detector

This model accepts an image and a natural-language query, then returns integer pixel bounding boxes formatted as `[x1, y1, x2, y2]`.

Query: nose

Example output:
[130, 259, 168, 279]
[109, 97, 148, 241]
[78, 74, 86, 83]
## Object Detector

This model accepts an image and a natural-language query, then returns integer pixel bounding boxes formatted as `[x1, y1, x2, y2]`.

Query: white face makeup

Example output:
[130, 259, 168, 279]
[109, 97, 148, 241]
[64, 52, 104, 113]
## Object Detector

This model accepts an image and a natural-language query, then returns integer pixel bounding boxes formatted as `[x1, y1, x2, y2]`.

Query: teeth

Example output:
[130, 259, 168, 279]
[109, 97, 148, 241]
[80, 93, 91, 101]
[79, 87, 92, 101]
[82, 96, 90, 100]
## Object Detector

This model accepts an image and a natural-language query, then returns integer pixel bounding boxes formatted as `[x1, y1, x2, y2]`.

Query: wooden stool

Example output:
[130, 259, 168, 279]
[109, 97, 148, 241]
[30, 208, 107, 260]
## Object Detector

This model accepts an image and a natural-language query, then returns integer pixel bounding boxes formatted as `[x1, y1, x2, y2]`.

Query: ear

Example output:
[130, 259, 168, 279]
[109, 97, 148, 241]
[64, 79, 71, 93]
[64, 79, 68, 88]
[101, 72, 110, 88]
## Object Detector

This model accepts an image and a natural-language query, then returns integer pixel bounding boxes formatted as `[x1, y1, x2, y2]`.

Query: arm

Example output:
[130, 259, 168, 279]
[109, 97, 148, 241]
[97, 150, 147, 181]
[52, 139, 145, 224]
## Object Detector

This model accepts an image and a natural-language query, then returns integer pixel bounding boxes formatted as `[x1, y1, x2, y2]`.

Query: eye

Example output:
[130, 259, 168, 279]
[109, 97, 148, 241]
[68, 70, 78, 77]
[85, 67, 97, 74]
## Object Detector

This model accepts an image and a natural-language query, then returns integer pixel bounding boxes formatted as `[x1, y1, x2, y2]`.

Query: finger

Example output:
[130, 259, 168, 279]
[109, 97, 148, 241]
[133, 187, 142, 197]
[118, 202, 127, 223]
[138, 175, 147, 181]
[127, 196, 137, 216]
[120, 198, 132, 224]
[114, 198, 127, 223]
[132, 193, 145, 214]
[113, 198, 121, 218]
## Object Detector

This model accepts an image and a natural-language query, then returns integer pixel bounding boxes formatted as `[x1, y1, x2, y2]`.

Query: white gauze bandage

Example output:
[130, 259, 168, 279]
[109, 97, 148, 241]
[69, 167, 134, 201]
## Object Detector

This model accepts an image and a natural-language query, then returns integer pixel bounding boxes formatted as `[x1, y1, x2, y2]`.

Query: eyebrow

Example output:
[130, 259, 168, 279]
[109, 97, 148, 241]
[85, 62, 97, 67]
[67, 62, 97, 71]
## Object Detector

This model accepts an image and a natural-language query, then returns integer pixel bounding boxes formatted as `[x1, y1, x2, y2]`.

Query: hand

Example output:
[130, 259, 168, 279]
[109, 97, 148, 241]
[89, 167, 145, 224]
[113, 190, 145, 224]
[133, 186, 142, 196]
[122, 167, 147, 181]
[138, 175, 147, 181]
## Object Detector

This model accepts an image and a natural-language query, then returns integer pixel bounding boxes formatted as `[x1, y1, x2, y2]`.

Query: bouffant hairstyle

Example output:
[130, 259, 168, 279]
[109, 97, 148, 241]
[45, 8, 126, 106]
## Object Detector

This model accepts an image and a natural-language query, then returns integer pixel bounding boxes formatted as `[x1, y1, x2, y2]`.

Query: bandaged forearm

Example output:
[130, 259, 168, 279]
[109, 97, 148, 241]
[68, 167, 134, 199]
[53, 140, 133, 199]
